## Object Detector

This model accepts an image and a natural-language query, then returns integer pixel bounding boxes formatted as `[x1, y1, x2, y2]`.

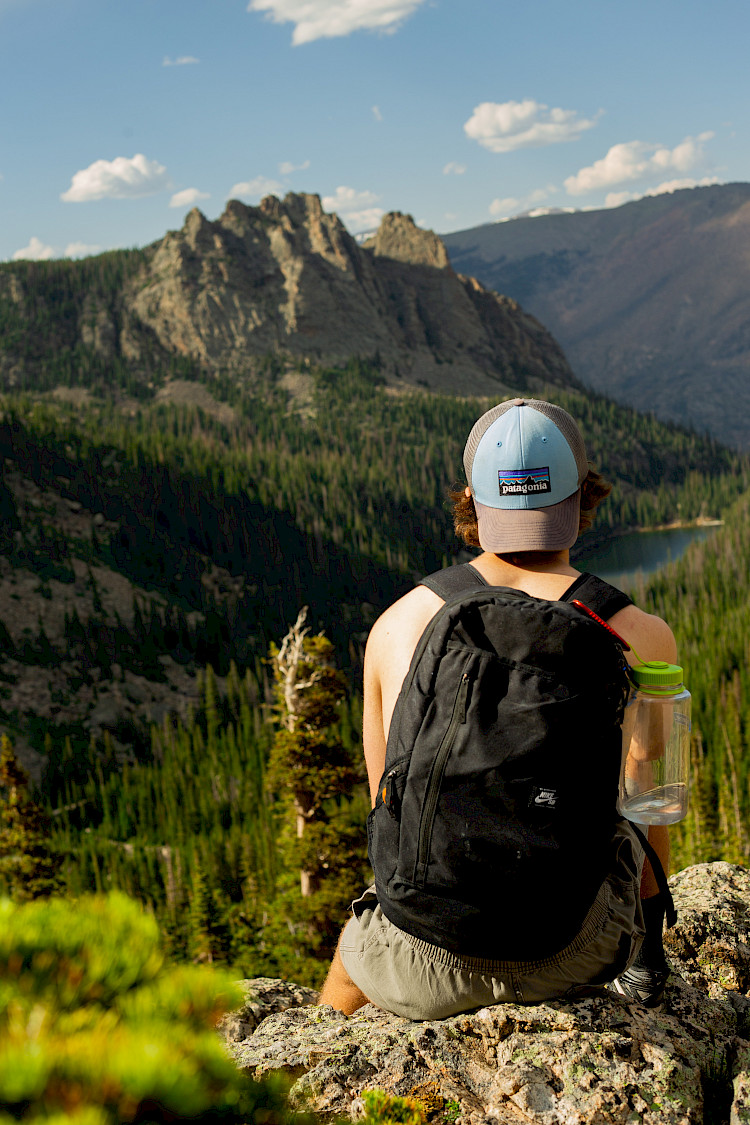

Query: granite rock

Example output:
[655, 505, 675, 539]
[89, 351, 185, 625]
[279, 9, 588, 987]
[225, 863, 750, 1125]
[120, 194, 576, 398]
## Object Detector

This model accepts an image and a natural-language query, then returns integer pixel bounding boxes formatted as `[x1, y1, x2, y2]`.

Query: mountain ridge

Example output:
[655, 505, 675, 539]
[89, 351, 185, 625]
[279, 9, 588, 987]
[0, 193, 577, 402]
[442, 182, 750, 448]
[122, 194, 577, 395]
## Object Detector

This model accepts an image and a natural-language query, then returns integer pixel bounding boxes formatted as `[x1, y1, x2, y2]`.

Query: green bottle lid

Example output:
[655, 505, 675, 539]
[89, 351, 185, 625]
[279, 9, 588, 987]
[630, 660, 684, 693]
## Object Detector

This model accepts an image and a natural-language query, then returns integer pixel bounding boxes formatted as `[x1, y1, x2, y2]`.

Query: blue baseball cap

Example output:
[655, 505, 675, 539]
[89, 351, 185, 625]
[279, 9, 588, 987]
[463, 398, 588, 552]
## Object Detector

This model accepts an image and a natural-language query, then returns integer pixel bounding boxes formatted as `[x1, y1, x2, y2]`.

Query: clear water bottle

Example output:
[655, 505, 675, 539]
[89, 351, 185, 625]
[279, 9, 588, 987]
[618, 661, 691, 825]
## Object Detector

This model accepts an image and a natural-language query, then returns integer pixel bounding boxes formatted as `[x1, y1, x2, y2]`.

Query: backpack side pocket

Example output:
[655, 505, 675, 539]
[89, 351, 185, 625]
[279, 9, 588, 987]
[368, 757, 409, 887]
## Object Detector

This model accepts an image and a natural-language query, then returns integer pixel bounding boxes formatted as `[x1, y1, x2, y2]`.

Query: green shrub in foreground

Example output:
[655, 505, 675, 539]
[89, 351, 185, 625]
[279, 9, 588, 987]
[0, 891, 303, 1124]
[361, 1090, 427, 1125]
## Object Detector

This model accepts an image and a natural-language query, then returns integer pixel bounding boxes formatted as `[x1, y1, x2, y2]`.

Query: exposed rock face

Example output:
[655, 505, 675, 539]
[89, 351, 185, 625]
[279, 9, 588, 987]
[80, 295, 118, 359]
[220, 978, 319, 1045]
[365, 212, 451, 269]
[120, 193, 576, 397]
[225, 863, 750, 1124]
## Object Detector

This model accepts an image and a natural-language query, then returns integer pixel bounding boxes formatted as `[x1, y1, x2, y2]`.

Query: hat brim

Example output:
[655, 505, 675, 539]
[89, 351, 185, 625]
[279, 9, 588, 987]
[475, 489, 581, 553]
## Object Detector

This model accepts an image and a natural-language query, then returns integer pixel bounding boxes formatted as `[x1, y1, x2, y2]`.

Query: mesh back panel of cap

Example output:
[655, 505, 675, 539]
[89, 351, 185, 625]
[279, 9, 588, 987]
[463, 399, 588, 486]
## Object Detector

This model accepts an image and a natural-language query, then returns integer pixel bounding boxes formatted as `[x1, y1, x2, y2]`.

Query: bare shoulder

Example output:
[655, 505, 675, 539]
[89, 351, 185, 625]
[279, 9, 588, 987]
[364, 584, 445, 778]
[608, 602, 678, 665]
[366, 584, 444, 666]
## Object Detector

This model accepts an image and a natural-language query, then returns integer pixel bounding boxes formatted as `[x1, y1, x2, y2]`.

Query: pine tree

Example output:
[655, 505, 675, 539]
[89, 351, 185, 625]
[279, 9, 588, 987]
[0, 734, 63, 901]
[268, 606, 358, 897]
[263, 608, 369, 973]
[226, 658, 243, 721]
[86, 564, 103, 614]
[187, 852, 227, 963]
[203, 664, 220, 749]
[0, 616, 15, 657]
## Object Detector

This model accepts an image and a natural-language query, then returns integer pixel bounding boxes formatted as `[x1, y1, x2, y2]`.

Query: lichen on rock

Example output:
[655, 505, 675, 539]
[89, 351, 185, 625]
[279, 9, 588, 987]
[223, 864, 750, 1124]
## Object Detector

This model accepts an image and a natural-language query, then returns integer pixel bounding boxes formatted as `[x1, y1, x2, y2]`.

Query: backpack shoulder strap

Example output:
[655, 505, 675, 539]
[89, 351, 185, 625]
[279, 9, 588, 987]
[421, 566, 632, 616]
[419, 562, 489, 601]
[561, 572, 633, 621]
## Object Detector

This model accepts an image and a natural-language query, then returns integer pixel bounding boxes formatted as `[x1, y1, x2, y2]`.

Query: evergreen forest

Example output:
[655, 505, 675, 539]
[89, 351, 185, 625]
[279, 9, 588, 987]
[0, 358, 748, 985]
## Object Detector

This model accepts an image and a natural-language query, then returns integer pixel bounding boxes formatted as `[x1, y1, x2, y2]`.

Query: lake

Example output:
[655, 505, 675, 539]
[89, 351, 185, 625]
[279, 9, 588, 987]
[573, 525, 720, 591]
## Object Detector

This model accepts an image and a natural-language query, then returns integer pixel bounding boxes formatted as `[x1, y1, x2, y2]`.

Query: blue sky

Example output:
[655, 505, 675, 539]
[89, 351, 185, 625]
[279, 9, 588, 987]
[2, 0, 749, 261]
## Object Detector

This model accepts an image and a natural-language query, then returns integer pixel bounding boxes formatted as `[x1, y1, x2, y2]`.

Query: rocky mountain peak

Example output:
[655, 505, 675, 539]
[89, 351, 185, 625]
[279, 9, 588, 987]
[179, 206, 218, 255]
[6, 190, 575, 399]
[213, 192, 359, 278]
[365, 211, 451, 270]
[222, 192, 347, 238]
[262, 191, 327, 227]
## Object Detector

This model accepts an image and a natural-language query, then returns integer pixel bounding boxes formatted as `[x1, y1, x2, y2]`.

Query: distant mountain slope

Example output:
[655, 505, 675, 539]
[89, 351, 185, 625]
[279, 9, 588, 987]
[0, 194, 576, 401]
[1, 364, 747, 949]
[1, 370, 746, 783]
[443, 183, 750, 448]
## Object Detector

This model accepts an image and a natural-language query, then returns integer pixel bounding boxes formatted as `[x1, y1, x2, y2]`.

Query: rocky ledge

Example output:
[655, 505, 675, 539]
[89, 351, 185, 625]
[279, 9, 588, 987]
[224, 863, 750, 1125]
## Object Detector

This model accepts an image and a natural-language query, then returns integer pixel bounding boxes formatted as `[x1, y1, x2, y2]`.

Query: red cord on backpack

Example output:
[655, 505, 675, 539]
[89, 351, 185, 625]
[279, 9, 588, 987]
[572, 599, 650, 667]
[571, 600, 631, 650]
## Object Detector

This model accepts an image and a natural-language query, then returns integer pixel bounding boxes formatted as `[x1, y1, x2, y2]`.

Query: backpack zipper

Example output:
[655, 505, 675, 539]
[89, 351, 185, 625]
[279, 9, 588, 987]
[381, 757, 409, 819]
[386, 590, 490, 758]
[415, 667, 471, 884]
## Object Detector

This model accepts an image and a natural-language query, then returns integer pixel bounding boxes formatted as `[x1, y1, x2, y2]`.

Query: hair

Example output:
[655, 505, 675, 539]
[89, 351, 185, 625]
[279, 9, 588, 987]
[448, 466, 612, 551]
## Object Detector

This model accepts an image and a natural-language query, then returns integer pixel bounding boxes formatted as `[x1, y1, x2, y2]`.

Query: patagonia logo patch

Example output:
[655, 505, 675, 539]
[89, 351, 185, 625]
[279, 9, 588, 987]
[529, 786, 559, 810]
[498, 467, 551, 496]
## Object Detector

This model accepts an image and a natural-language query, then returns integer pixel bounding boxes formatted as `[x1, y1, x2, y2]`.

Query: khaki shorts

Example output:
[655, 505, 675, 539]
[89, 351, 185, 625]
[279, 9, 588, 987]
[340, 820, 645, 1020]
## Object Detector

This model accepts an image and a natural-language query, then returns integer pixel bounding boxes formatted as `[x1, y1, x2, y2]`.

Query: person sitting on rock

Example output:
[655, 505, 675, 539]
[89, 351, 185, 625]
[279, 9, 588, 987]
[319, 398, 676, 1019]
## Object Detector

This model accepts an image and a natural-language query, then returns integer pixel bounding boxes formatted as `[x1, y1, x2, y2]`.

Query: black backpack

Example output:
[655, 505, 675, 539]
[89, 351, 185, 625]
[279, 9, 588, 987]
[368, 565, 638, 961]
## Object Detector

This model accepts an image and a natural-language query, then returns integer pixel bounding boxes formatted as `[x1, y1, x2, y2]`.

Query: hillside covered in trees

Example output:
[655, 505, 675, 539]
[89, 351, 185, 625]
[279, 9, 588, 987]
[0, 362, 747, 981]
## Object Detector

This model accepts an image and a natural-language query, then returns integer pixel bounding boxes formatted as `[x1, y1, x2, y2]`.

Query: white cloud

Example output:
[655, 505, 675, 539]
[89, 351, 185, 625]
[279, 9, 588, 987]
[647, 175, 720, 196]
[604, 175, 721, 210]
[604, 191, 632, 209]
[564, 133, 715, 196]
[489, 185, 555, 220]
[169, 187, 211, 208]
[322, 185, 383, 232]
[64, 242, 103, 257]
[61, 154, 169, 202]
[11, 237, 106, 261]
[489, 196, 520, 218]
[372, 105, 383, 122]
[229, 176, 284, 201]
[279, 159, 310, 174]
[248, 0, 427, 45]
[13, 236, 56, 261]
[464, 100, 598, 154]
[443, 162, 466, 175]
[163, 55, 199, 66]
